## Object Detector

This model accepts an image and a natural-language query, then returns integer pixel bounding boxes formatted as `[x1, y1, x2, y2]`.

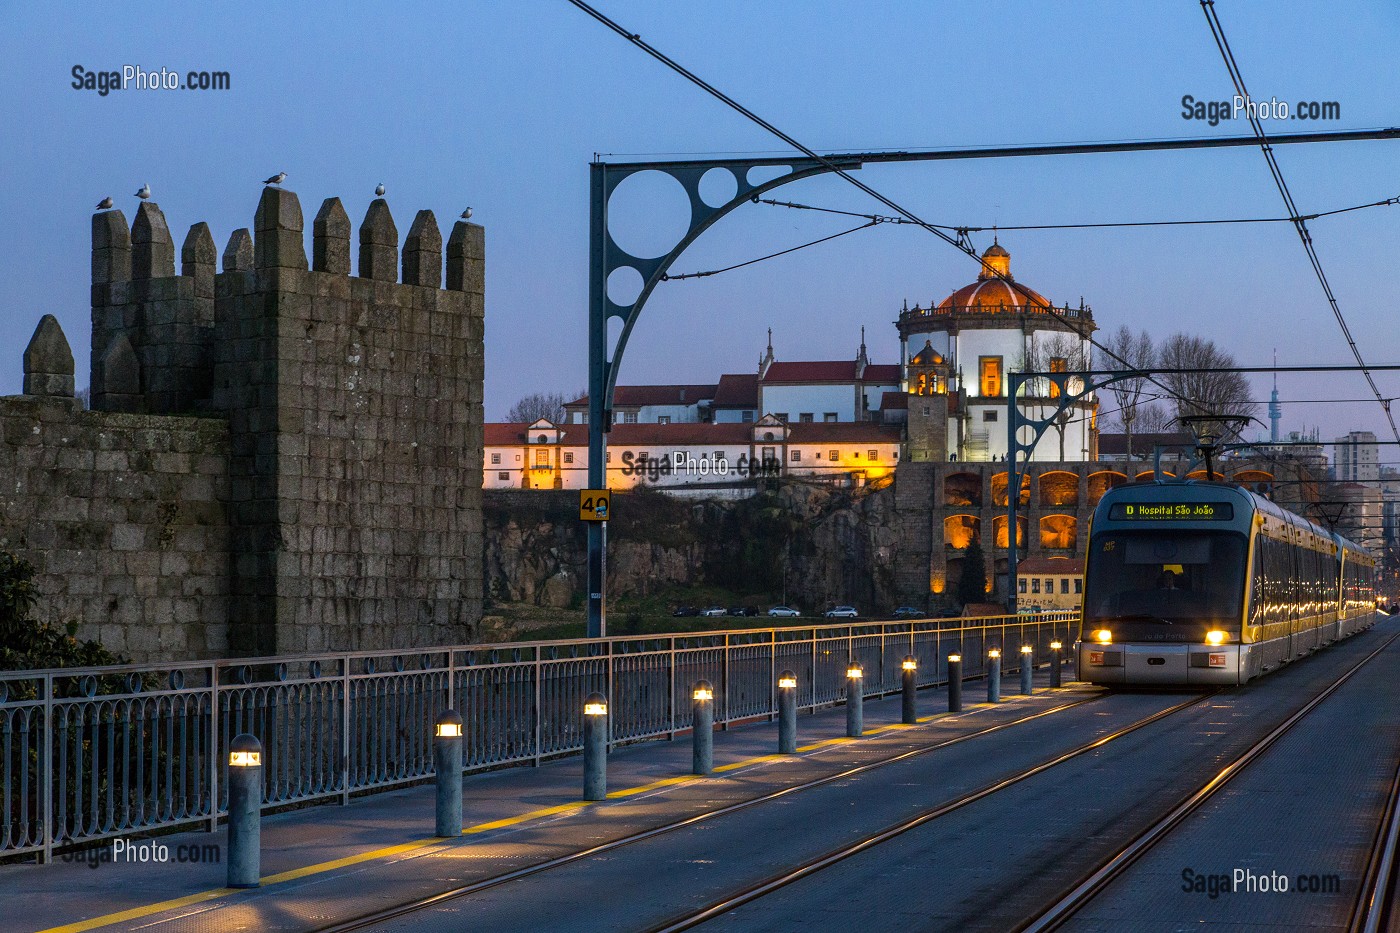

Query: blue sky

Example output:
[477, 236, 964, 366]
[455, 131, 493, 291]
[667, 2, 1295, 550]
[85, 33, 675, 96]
[2, 1, 1397, 453]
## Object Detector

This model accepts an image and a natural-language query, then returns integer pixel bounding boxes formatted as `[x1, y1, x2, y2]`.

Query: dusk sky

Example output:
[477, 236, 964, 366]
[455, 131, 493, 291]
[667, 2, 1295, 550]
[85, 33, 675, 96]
[2, 2, 1397, 458]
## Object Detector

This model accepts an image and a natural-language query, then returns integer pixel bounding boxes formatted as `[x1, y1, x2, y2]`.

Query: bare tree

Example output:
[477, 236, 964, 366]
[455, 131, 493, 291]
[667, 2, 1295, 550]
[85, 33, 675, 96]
[1095, 326, 1156, 461]
[1157, 333, 1257, 439]
[1020, 332, 1091, 460]
[505, 390, 572, 424]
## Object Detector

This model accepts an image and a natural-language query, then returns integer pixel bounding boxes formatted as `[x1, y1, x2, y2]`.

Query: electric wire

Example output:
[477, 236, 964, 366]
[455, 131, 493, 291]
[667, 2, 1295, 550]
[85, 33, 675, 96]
[1200, 1, 1400, 445]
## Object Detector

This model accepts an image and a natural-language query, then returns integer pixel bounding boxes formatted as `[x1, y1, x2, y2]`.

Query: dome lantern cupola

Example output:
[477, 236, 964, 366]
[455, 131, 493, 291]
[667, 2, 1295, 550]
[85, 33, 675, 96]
[977, 239, 1011, 281]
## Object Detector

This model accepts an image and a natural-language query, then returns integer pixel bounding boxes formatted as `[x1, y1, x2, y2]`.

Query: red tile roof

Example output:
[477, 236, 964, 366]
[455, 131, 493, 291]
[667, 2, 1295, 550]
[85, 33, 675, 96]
[485, 421, 901, 448]
[1016, 557, 1084, 574]
[786, 423, 902, 444]
[762, 361, 857, 383]
[565, 385, 717, 408]
[862, 364, 900, 382]
[878, 391, 908, 411]
[712, 373, 759, 408]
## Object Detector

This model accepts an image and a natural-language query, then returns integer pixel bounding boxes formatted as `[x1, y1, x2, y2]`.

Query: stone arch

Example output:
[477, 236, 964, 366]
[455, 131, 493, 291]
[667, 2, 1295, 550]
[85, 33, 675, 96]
[1038, 470, 1079, 508]
[1087, 470, 1128, 506]
[993, 515, 1026, 549]
[944, 471, 983, 507]
[1040, 514, 1078, 550]
[944, 515, 981, 550]
[1233, 469, 1275, 497]
[1135, 470, 1173, 481]
[991, 472, 1031, 508]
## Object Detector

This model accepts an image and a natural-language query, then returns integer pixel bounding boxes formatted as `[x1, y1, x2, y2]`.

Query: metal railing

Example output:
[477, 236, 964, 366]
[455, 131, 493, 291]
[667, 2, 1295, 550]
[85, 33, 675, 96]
[0, 611, 1078, 863]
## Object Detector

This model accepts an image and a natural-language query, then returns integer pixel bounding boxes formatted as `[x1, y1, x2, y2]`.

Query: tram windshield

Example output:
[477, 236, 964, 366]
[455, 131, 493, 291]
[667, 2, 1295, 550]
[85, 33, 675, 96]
[1083, 531, 1246, 629]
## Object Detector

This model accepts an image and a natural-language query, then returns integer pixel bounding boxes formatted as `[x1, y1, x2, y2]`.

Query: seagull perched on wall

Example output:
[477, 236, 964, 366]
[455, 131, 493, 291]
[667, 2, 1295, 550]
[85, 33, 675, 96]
[96, 196, 113, 210]
[134, 184, 151, 200]
[375, 183, 385, 197]
[263, 171, 287, 186]
[460, 207, 472, 220]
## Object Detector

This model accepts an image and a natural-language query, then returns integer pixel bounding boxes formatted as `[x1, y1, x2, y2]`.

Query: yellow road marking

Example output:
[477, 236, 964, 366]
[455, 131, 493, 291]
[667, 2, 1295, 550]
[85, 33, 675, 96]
[33, 695, 1032, 933]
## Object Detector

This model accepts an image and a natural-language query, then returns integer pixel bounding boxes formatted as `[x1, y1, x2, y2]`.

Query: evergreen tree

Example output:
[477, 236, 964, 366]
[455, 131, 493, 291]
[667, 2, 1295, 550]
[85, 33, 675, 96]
[957, 538, 988, 607]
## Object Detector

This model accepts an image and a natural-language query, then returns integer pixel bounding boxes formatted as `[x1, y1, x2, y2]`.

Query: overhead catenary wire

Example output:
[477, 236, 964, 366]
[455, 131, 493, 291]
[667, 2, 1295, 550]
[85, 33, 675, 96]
[1200, 0, 1400, 446]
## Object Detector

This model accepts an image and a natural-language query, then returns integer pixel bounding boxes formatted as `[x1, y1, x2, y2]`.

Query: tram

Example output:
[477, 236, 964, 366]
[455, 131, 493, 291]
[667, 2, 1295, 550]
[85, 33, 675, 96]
[1077, 481, 1376, 686]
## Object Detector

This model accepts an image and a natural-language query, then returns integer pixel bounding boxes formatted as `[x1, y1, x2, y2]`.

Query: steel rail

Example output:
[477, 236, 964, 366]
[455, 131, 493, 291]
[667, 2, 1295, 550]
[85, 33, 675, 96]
[646, 693, 1211, 933]
[1019, 629, 1400, 933]
[1350, 748, 1400, 933]
[309, 693, 1101, 933]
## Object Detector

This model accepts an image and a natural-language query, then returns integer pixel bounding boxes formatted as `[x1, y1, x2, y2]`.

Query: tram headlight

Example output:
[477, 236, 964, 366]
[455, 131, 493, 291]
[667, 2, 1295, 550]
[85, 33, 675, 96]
[1205, 630, 1227, 646]
[1094, 629, 1112, 645]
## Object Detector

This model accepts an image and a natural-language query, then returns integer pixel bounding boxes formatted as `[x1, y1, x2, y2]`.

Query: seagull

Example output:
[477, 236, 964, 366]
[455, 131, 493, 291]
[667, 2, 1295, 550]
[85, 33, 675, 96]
[375, 183, 385, 197]
[460, 207, 473, 220]
[134, 184, 150, 200]
[96, 196, 113, 211]
[262, 171, 287, 186]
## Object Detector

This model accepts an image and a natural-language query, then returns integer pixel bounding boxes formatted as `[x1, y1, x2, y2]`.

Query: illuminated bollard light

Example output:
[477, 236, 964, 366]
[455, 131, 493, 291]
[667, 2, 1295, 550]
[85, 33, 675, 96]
[846, 662, 864, 738]
[1050, 640, 1064, 689]
[901, 656, 918, 725]
[1020, 645, 1035, 695]
[226, 734, 262, 888]
[434, 710, 464, 837]
[692, 680, 714, 775]
[948, 654, 963, 712]
[583, 692, 608, 801]
[777, 671, 798, 754]
[987, 649, 1002, 703]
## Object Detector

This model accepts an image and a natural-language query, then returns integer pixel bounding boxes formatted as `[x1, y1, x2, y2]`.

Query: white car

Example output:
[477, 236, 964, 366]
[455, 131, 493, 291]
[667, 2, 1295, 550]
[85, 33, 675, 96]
[768, 606, 800, 618]
[824, 606, 859, 618]
[700, 606, 727, 617]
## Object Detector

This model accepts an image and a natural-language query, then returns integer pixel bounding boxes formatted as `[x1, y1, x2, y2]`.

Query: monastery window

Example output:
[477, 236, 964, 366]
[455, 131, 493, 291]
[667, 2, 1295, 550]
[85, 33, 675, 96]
[714, 450, 724, 461]
[1031, 579, 1041, 595]
[491, 453, 501, 464]
[1060, 578, 1069, 594]
[979, 356, 1003, 397]
[1075, 578, 1083, 594]
[742, 411, 754, 423]
[658, 416, 671, 425]
[1049, 357, 1067, 398]
[983, 410, 998, 422]
[829, 450, 838, 462]
[792, 450, 802, 461]
[564, 452, 574, 464]
[1019, 578, 1028, 594]
[868, 449, 877, 460]
[824, 413, 838, 422]
[498, 472, 509, 481]
[623, 412, 638, 424]
[800, 413, 813, 423]
[535, 449, 549, 466]
[775, 413, 788, 422]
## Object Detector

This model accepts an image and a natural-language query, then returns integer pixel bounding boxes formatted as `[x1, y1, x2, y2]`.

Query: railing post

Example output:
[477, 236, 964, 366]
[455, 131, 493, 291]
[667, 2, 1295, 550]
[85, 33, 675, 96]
[340, 657, 351, 805]
[209, 665, 220, 830]
[41, 673, 53, 864]
[534, 651, 543, 765]
[720, 634, 730, 731]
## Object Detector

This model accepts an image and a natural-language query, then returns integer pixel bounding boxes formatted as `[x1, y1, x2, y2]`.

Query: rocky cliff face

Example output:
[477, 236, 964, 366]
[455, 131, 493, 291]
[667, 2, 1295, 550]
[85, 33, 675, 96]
[482, 481, 907, 613]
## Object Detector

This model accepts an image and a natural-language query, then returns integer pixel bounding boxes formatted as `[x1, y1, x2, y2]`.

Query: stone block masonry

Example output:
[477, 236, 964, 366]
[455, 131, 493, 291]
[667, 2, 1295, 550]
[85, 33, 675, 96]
[1, 188, 484, 661]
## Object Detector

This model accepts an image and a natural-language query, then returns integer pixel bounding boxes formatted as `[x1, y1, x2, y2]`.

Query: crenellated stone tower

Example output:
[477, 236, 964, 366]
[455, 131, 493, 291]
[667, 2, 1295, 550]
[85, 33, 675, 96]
[26, 186, 489, 657]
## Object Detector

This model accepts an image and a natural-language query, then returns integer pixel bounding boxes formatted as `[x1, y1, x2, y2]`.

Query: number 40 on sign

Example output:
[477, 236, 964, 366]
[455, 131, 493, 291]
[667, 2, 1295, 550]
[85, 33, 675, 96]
[579, 489, 610, 522]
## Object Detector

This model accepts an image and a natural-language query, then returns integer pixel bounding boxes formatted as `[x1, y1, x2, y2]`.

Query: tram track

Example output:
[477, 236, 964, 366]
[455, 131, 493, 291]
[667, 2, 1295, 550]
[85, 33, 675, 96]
[1017, 628, 1400, 933]
[1350, 748, 1400, 933]
[308, 689, 1103, 933]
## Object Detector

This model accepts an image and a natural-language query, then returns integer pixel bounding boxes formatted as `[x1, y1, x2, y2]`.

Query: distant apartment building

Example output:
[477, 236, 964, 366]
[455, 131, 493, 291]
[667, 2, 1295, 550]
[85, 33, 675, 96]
[1334, 430, 1379, 482]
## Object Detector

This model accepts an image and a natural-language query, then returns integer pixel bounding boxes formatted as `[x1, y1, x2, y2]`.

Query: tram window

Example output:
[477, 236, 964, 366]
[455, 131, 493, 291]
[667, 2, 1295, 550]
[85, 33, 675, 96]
[1085, 531, 1246, 623]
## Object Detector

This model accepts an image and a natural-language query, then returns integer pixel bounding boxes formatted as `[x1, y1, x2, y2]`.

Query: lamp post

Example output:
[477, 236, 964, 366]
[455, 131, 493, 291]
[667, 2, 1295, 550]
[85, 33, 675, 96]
[434, 710, 464, 837]
[583, 693, 608, 801]
[900, 656, 918, 724]
[692, 681, 714, 775]
[777, 671, 798, 754]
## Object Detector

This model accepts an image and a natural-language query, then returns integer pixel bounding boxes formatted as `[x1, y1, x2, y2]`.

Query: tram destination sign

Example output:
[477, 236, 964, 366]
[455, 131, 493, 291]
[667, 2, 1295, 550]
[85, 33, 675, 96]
[1109, 502, 1234, 521]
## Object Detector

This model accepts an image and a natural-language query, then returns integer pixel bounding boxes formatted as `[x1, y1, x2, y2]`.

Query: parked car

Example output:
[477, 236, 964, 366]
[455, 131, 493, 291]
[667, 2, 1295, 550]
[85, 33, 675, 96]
[700, 606, 727, 617]
[672, 605, 699, 617]
[892, 606, 923, 619]
[768, 606, 800, 618]
[726, 606, 759, 617]
[824, 606, 859, 618]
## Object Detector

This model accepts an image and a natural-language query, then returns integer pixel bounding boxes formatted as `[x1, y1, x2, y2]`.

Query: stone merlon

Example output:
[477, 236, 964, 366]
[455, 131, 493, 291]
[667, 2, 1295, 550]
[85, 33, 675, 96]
[23, 314, 75, 398]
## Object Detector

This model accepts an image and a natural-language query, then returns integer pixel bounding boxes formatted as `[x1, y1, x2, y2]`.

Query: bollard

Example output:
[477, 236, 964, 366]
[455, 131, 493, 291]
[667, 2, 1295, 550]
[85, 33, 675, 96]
[583, 692, 608, 801]
[226, 734, 262, 888]
[434, 710, 464, 837]
[846, 662, 864, 738]
[987, 649, 1002, 703]
[948, 654, 963, 712]
[1020, 645, 1034, 695]
[901, 656, 918, 724]
[777, 671, 798, 754]
[1050, 640, 1063, 688]
[692, 680, 714, 775]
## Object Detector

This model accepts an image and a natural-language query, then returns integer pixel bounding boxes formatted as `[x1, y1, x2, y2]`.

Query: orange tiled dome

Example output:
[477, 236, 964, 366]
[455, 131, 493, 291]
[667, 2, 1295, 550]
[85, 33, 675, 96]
[935, 241, 1052, 313]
